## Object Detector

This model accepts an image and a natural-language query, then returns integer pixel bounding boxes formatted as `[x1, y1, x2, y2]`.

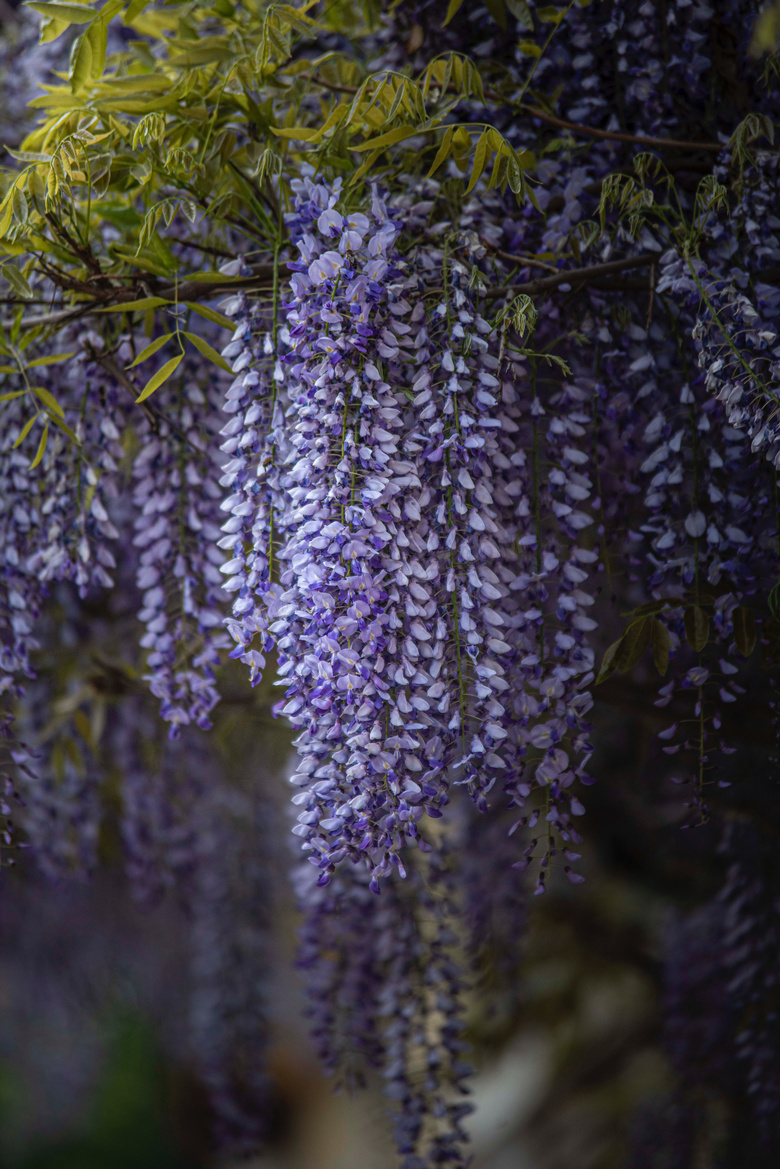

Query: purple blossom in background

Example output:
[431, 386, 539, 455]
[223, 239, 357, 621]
[130, 347, 230, 736]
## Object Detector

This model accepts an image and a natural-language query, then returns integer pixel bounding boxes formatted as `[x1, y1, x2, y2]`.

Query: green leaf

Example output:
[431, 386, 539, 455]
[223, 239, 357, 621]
[39, 16, 71, 43]
[29, 422, 49, 469]
[1, 264, 33, 300]
[652, 619, 670, 677]
[183, 331, 233, 372]
[13, 415, 37, 448]
[86, 7, 111, 75]
[615, 617, 651, 673]
[733, 606, 757, 657]
[126, 332, 174, 368]
[270, 126, 319, 141]
[427, 126, 454, 178]
[596, 635, 622, 684]
[5, 149, 53, 163]
[31, 384, 65, 418]
[49, 413, 79, 444]
[769, 581, 780, 621]
[123, 0, 150, 21]
[0, 391, 25, 403]
[465, 129, 490, 194]
[751, 1, 780, 54]
[70, 31, 93, 93]
[622, 598, 675, 618]
[442, 0, 466, 25]
[537, 4, 566, 22]
[506, 0, 534, 28]
[484, 0, 507, 29]
[352, 125, 418, 152]
[182, 271, 242, 284]
[684, 606, 709, 653]
[26, 351, 76, 367]
[96, 297, 171, 313]
[26, 1, 97, 23]
[185, 302, 235, 331]
[136, 353, 184, 403]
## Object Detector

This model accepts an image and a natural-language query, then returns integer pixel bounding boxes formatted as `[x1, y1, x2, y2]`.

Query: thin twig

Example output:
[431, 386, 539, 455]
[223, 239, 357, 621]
[493, 248, 559, 272]
[479, 253, 659, 298]
[3, 265, 276, 331]
[513, 102, 722, 153]
[295, 71, 723, 154]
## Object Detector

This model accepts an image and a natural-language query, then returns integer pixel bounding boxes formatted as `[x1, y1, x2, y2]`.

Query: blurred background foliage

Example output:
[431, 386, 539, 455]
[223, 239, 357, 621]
[0, 643, 765, 1169]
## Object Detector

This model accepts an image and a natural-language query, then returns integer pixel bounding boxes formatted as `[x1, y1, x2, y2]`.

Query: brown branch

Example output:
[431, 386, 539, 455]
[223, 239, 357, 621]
[4, 264, 276, 331]
[493, 248, 559, 272]
[480, 252, 659, 299]
[513, 101, 722, 153]
[294, 71, 723, 154]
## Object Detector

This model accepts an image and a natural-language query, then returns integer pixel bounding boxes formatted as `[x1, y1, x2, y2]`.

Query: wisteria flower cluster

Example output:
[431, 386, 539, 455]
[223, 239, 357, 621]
[6, 0, 780, 1165]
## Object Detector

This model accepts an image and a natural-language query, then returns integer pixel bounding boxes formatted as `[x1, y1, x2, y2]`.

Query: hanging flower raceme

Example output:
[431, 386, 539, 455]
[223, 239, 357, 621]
[130, 348, 230, 737]
[295, 843, 472, 1169]
[218, 272, 288, 687]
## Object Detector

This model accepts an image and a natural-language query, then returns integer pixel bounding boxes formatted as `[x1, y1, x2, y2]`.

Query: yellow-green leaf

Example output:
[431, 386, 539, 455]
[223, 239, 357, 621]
[29, 423, 49, 469]
[70, 31, 93, 93]
[183, 331, 232, 372]
[652, 619, 670, 677]
[185, 302, 234, 330]
[13, 415, 37, 447]
[49, 413, 79, 444]
[537, 4, 566, 22]
[270, 126, 319, 141]
[39, 16, 71, 43]
[353, 125, 418, 152]
[96, 296, 171, 313]
[26, 351, 76, 368]
[427, 126, 455, 178]
[26, 1, 97, 23]
[136, 353, 184, 403]
[31, 384, 65, 418]
[0, 390, 25, 402]
[86, 8, 111, 76]
[443, 0, 466, 24]
[183, 271, 243, 284]
[733, 606, 757, 657]
[484, 0, 507, 29]
[126, 332, 174, 368]
[1, 264, 33, 300]
[465, 129, 490, 194]
[123, 0, 150, 22]
[684, 605, 709, 653]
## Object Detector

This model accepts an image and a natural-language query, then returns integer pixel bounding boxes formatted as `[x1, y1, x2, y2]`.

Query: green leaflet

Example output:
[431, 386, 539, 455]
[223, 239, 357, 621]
[13, 415, 37, 448]
[135, 353, 184, 403]
[443, 0, 466, 24]
[96, 297, 172, 313]
[29, 422, 49, 469]
[1, 265, 33, 300]
[31, 384, 65, 418]
[185, 302, 234, 331]
[465, 129, 490, 194]
[126, 332, 174, 368]
[26, 352, 76, 367]
[352, 125, 418, 152]
[25, 1, 97, 25]
[183, 331, 233, 372]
